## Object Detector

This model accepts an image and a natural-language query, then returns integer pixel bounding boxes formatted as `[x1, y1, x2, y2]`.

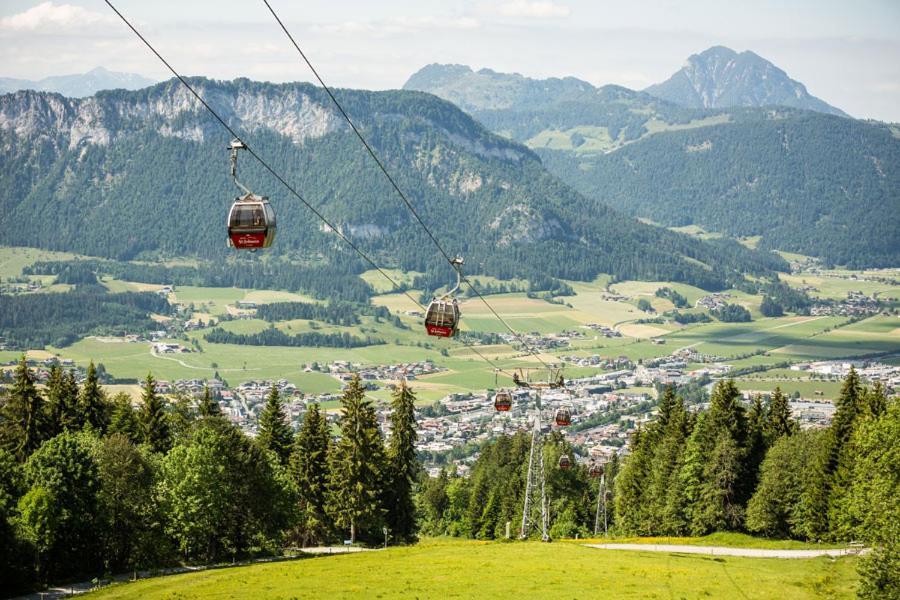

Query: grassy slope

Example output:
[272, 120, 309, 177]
[87, 539, 858, 600]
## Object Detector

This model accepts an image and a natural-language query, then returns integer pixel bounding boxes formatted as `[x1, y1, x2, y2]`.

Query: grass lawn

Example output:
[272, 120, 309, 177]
[86, 538, 858, 600]
[0, 246, 82, 279]
[575, 532, 848, 550]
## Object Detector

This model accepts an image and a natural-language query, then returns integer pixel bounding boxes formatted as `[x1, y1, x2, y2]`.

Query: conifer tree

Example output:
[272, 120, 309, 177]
[197, 386, 220, 418]
[327, 374, 386, 543]
[385, 380, 419, 542]
[77, 362, 108, 433]
[766, 386, 796, 439]
[743, 395, 769, 499]
[686, 380, 748, 534]
[0, 356, 47, 461]
[257, 385, 293, 466]
[58, 371, 80, 432]
[290, 403, 331, 546]
[44, 365, 65, 439]
[614, 426, 653, 534]
[648, 391, 691, 534]
[863, 381, 887, 418]
[139, 373, 171, 454]
[108, 393, 142, 445]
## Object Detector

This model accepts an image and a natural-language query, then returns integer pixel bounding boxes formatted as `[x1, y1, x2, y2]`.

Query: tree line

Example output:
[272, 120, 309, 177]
[0, 291, 171, 349]
[204, 326, 383, 348]
[0, 360, 420, 595]
[416, 372, 897, 598]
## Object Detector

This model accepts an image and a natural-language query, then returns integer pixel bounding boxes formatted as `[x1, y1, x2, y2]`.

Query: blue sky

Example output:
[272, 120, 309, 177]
[1, 0, 899, 120]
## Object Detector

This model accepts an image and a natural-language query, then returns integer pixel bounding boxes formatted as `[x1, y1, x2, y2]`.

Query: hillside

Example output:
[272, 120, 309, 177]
[0, 79, 785, 290]
[405, 64, 900, 267]
[645, 46, 848, 116]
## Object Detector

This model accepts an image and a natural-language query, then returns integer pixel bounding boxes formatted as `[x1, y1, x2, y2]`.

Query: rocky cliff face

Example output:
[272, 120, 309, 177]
[645, 46, 847, 117]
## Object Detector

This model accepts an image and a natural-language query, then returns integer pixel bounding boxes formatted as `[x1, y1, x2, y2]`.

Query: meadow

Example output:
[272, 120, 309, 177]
[85, 538, 858, 600]
[2, 245, 897, 402]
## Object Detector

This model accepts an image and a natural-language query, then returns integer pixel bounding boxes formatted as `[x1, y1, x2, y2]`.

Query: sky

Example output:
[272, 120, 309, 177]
[1, 0, 899, 121]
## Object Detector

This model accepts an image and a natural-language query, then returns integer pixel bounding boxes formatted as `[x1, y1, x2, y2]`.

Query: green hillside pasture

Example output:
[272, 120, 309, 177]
[587, 532, 847, 550]
[781, 271, 900, 301]
[359, 268, 422, 294]
[662, 316, 846, 359]
[0, 246, 82, 279]
[87, 539, 857, 600]
[559, 281, 645, 326]
[525, 125, 617, 154]
[610, 280, 710, 306]
[733, 378, 844, 400]
[456, 294, 593, 334]
[773, 315, 900, 360]
[48, 337, 442, 391]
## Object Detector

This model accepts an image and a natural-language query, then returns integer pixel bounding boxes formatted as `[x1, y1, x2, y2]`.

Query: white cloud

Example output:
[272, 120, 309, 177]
[0, 2, 117, 32]
[312, 16, 480, 37]
[492, 1, 571, 19]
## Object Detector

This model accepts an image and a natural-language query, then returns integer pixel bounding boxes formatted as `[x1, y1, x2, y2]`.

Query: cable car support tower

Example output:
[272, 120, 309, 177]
[520, 405, 548, 541]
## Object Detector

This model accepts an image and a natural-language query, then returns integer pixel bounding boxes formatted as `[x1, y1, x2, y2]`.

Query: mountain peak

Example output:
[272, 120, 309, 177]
[646, 46, 847, 117]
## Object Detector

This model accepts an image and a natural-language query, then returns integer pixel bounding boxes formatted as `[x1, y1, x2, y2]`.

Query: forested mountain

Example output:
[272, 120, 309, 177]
[0, 67, 156, 98]
[645, 46, 847, 117]
[0, 79, 785, 290]
[405, 64, 900, 267]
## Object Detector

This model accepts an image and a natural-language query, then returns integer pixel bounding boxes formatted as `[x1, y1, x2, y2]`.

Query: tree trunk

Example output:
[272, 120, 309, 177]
[350, 520, 356, 544]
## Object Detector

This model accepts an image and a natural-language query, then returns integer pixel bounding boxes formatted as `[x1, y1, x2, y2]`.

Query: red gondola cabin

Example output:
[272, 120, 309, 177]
[555, 406, 571, 427]
[228, 195, 276, 250]
[424, 298, 459, 337]
[494, 390, 512, 412]
[558, 455, 571, 470]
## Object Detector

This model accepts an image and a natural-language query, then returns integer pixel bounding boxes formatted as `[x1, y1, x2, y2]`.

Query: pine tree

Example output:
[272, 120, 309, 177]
[766, 387, 797, 439]
[139, 373, 171, 454]
[862, 381, 887, 418]
[743, 395, 769, 501]
[197, 386, 220, 418]
[385, 380, 419, 542]
[77, 361, 108, 433]
[289, 403, 331, 546]
[825, 368, 867, 538]
[44, 365, 65, 439]
[648, 392, 691, 534]
[680, 381, 749, 535]
[257, 385, 293, 466]
[327, 374, 386, 543]
[614, 426, 654, 535]
[0, 356, 47, 461]
[108, 393, 142, 445]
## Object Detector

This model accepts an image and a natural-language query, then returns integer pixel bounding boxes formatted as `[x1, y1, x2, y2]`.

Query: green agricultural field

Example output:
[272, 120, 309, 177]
[781, 270, 900, 301]
[86, 538, 858, 600]
[0, 246, 82, 279]
[733, 378, 844, 400]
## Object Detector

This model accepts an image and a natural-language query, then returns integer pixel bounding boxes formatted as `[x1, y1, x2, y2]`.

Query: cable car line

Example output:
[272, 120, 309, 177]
[260, 0, 554, 371]
[103, 0, 513, 379]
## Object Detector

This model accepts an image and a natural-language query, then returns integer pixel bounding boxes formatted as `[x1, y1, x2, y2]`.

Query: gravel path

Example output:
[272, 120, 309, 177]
[584, 543, 864, 559]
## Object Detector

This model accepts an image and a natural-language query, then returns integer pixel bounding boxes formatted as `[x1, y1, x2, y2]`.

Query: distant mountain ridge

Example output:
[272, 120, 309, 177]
[645, 46, 847, 117]
[0, 67, 156, 98]
[404, 57, 899, 268]
[0, 79, 786, 291]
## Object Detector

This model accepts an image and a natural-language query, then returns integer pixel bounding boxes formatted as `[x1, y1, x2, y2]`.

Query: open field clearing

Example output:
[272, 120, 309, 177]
[780, 270, 900, 301]
[0, 246, 82, 279]
[85, 539, 858, 600]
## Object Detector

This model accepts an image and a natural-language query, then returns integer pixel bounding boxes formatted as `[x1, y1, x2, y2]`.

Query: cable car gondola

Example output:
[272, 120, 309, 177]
[494, 390, 512, 412]
[425, 257, 464, 337]
[589, 463, 604, 479]
[555, 406, 572, 427]
[227, 139, 276, 250]
[558, 455, 571, 470]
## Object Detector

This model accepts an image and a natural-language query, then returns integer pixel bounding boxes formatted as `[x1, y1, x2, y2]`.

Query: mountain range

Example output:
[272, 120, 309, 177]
[0, 79, 785, 291]
[0, 67, 156, 98]
[404, 50, 899, 267]
[645, 46, 847, 117]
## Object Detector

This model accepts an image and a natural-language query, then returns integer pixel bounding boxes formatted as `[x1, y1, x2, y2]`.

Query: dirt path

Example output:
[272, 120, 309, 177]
[584, 543, 863, 559]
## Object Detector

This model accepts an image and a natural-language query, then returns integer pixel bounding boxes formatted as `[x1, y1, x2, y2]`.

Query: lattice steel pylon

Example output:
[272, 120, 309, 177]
[520, 408, 548, 541]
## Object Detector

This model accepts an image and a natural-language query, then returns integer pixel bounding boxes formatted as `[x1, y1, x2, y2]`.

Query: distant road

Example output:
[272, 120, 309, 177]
[584, 543, 863, 559]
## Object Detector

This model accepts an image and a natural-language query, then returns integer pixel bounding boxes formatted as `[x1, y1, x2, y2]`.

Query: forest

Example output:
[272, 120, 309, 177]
[204, 326, 383, 349]
[0, 357, 896, 598]
[0, 362, 418, 595]
[0, 290, 171, 349]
